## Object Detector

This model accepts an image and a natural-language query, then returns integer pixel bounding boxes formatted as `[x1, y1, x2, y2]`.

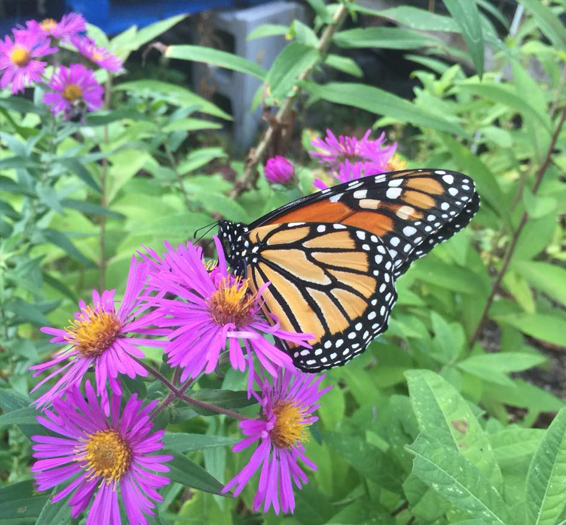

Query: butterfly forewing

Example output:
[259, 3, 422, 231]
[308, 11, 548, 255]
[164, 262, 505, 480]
[254, 169, 479, 277]
[245, 222, 397, 372]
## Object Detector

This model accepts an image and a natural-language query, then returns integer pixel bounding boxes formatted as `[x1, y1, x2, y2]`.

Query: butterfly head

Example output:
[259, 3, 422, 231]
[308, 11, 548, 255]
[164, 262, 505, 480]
[217, 220, 250, 276]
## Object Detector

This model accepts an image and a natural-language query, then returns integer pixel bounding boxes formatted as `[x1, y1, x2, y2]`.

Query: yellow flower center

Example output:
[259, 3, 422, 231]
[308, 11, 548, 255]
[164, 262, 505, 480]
[83, 429, 132, 482]
[270, 400, 310, 448]
[65, 305, 122, 358]
[63, 84, 83, 102]
[40, 19, 58, 31]
[207, 277, 255, 328]
[10, 46, 31, 67]
[386, 155, 407, 172]
[92, 51, 102, 61]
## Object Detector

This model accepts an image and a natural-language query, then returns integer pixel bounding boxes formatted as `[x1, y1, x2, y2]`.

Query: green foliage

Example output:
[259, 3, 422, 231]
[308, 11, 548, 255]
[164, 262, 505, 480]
[2, 0, 566, 524]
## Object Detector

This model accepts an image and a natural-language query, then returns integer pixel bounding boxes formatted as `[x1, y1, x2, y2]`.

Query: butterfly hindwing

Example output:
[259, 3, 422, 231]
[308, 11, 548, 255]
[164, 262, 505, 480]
[244, 222, 397, 372]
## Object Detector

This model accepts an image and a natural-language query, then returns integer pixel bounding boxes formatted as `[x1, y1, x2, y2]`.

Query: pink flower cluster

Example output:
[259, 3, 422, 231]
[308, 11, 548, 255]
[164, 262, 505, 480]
[0, 12, 122, 120]
[31, 233, 329, 522]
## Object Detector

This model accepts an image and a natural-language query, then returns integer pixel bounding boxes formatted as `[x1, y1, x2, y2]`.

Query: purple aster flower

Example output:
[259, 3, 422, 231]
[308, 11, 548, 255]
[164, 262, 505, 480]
[310, 129, 398, 189]
[141, 239, 312, 389]
[31, 381, 172, 525]
[0, 30, 56, 94]
[222, 370, 331, 515]
[70, 36, 123, 72]
[265, 156, 295, 185]
[30, 256, 166, 413]
[25, 13, 86, 41]
[43, 64, 104, 119]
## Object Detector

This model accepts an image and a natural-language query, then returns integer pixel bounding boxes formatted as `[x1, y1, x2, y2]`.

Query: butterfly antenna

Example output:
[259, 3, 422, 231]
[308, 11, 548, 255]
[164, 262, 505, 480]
[193, 221, 219, 242]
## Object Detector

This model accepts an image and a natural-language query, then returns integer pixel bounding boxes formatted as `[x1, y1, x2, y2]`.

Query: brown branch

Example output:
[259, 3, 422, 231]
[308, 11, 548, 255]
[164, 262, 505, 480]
[470, 102, 566, 347]
[229, 4, 349, 199]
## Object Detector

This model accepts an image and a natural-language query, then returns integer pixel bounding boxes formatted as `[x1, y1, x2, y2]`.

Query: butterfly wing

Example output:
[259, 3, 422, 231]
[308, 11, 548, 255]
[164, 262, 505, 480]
[250, 169, 479, 277]
[245, 222, 397, 371]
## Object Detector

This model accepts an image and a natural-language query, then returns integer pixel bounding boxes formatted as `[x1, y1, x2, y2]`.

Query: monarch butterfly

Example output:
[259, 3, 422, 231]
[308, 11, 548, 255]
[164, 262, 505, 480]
[218, 169, 479, 372]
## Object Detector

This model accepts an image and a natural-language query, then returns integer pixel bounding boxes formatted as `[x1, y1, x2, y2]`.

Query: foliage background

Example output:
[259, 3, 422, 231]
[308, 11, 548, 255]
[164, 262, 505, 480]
[1, 0, 566, 523]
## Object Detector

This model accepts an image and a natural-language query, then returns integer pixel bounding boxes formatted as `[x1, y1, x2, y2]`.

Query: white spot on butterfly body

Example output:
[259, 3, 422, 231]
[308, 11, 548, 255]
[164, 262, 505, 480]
[442, 174, 454, 184]
[317, 225, 327, 233]
[390, 237, 400, 246]
[333, 224, 347, 230]
[388, 179, 403, 187]
[315, 349, 322, 355]
[403, 226, 417, 236]
[448, 187, 459, 196]
[441, 202, 450, 210]
[336, 339, 344, 348]
[354, 189, 367, 199]
[435, 170, 446, 175]
[288, 222, 305, 227]
[356, 231, 366, 240]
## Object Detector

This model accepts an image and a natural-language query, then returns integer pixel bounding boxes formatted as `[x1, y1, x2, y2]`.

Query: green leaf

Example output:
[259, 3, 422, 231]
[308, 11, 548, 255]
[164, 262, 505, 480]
[6, 298, 50, 326]
[60, 199, 124, 219]
[167, 452, 224, 495]
[36, 184, 64, 215]
[406, 370, 502, 486]
[458, 352, 546, 387]
[334, 27, 442, 50]
[125, 14, 186, 54]
[165, 45, 267, 80]
[324, 54, 363, 77]
[115, 80, 231, 120]
[489, 428, 544, 465]
[0, 406, 37, 427]
[35, 489, 71, 525]
[304, 0, 332, 22]
[526, 407, 566, 524]
[303, 81, 471, 139]
[514, 261, 566, 308]
[520, 0, 566, 51]
[410, 258, 486, 295]
[190, 389, 257, 414]
[407, 436, 509, 523]
[163, 433, 238, 453]
[41, 229, 92, 266]
[495, 313, 566, 348]
[523, 190, 556, 219]
[457, 82, 551, 131]
[266, 43, 319, 100]
[198, 193, 249, 223]
[323, 431, 401, 492]
[57, 158, 101, 192]
[376, 6, 458, 32]
[247, 24, 288, 41]
[443, 0, 485, 77]
[0, 492, 49, 521]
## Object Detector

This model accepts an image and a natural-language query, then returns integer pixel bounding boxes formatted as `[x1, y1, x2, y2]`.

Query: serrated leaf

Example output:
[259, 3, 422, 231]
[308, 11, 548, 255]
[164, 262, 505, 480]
[166, 452, 224, 495]
[407, 436, 509, 523]
[526, 407, 566, 524]
[406, 370, 502, 486]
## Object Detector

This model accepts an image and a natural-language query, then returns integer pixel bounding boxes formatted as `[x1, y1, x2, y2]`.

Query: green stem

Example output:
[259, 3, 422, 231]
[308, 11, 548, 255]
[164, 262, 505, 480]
[138, 360, 247, 421]
[469, 101, 566, 347]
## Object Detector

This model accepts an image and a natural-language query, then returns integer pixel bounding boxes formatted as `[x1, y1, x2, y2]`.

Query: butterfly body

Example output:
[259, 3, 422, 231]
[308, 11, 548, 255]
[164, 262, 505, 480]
[218, 169, 479, 372]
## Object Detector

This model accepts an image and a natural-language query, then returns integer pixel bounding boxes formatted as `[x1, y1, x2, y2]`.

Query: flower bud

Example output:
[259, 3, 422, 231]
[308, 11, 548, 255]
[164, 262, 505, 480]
[265, 156, 295, 185]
